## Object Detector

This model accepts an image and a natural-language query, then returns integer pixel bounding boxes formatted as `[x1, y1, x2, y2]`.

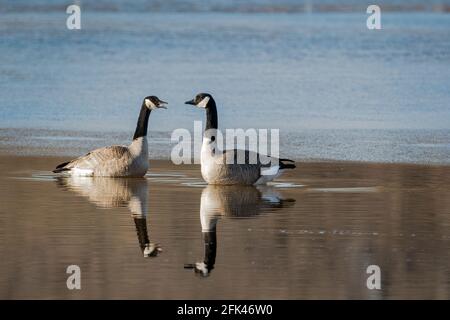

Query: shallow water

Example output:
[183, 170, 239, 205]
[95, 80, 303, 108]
[0, 156, 449, 299]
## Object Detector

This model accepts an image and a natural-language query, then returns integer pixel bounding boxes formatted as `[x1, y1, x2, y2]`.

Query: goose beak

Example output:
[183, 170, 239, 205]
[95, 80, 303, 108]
[185, 99, 195, 105]
[158, 100, 168, 109]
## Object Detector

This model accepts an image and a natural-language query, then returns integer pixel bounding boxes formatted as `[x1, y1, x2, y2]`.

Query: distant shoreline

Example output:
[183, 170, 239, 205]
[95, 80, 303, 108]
[2, 127, 449, 165]
[1, 154, 449, 171]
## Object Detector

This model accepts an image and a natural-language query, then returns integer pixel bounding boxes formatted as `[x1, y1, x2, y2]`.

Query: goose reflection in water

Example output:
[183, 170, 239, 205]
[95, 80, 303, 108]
[56, 177, 162, 257]
[185, 185, 295, 277]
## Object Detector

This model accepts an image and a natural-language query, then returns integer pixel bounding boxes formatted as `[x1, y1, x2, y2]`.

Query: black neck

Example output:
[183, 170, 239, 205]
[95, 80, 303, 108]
[134, 217, 150, 252]
[203, 231, 217, 271]
[205, 99, 218, 131]
[133, 102, 151, 140]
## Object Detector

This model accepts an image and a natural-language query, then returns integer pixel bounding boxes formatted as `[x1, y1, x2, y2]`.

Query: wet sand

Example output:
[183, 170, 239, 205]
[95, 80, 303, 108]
[0, 155, 449, 299]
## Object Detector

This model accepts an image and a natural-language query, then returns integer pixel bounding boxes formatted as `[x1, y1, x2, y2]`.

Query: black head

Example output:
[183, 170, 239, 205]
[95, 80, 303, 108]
[143, 96, 168, 110]
[185, 93, 214, 109]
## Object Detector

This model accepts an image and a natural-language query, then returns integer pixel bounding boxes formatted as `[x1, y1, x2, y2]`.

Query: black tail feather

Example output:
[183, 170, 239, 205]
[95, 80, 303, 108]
[53, 161, 70, 173]
[280, 159, 296, 170]
[280, 158, 295, 163]
[55, 161, 70, 169]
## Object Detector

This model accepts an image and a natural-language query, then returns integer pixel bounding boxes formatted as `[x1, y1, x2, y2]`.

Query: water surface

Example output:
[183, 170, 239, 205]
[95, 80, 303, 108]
[1, 156, 449, 299]
[1, 9, 450, 163]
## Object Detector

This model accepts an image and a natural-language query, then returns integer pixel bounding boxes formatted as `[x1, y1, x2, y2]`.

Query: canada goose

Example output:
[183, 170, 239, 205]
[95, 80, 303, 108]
[56, 177, 162, 257]
[53, 96, 167, 177]
[184, 185, 295, 277]
[185, 93, 295, 185]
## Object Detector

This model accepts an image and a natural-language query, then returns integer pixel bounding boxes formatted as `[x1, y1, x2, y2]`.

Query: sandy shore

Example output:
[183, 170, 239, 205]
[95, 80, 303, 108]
[2, 128, 450, 164]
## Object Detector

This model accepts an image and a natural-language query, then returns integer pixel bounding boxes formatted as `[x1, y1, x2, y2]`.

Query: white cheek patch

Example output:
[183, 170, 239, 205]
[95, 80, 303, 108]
[144, 98, 156, 109]
[197, 96, 210, 108]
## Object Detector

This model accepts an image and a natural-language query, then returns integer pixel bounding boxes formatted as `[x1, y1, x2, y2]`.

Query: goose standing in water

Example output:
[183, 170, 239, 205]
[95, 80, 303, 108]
[185, 93, 295, 185]
[53, 96, 167, 177]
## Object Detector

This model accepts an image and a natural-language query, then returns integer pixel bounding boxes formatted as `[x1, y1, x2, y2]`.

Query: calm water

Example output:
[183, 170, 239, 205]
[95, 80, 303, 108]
[1, 8, 450, 163]
[0, 156, 449, 299]
[1, 1, 450, 300]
